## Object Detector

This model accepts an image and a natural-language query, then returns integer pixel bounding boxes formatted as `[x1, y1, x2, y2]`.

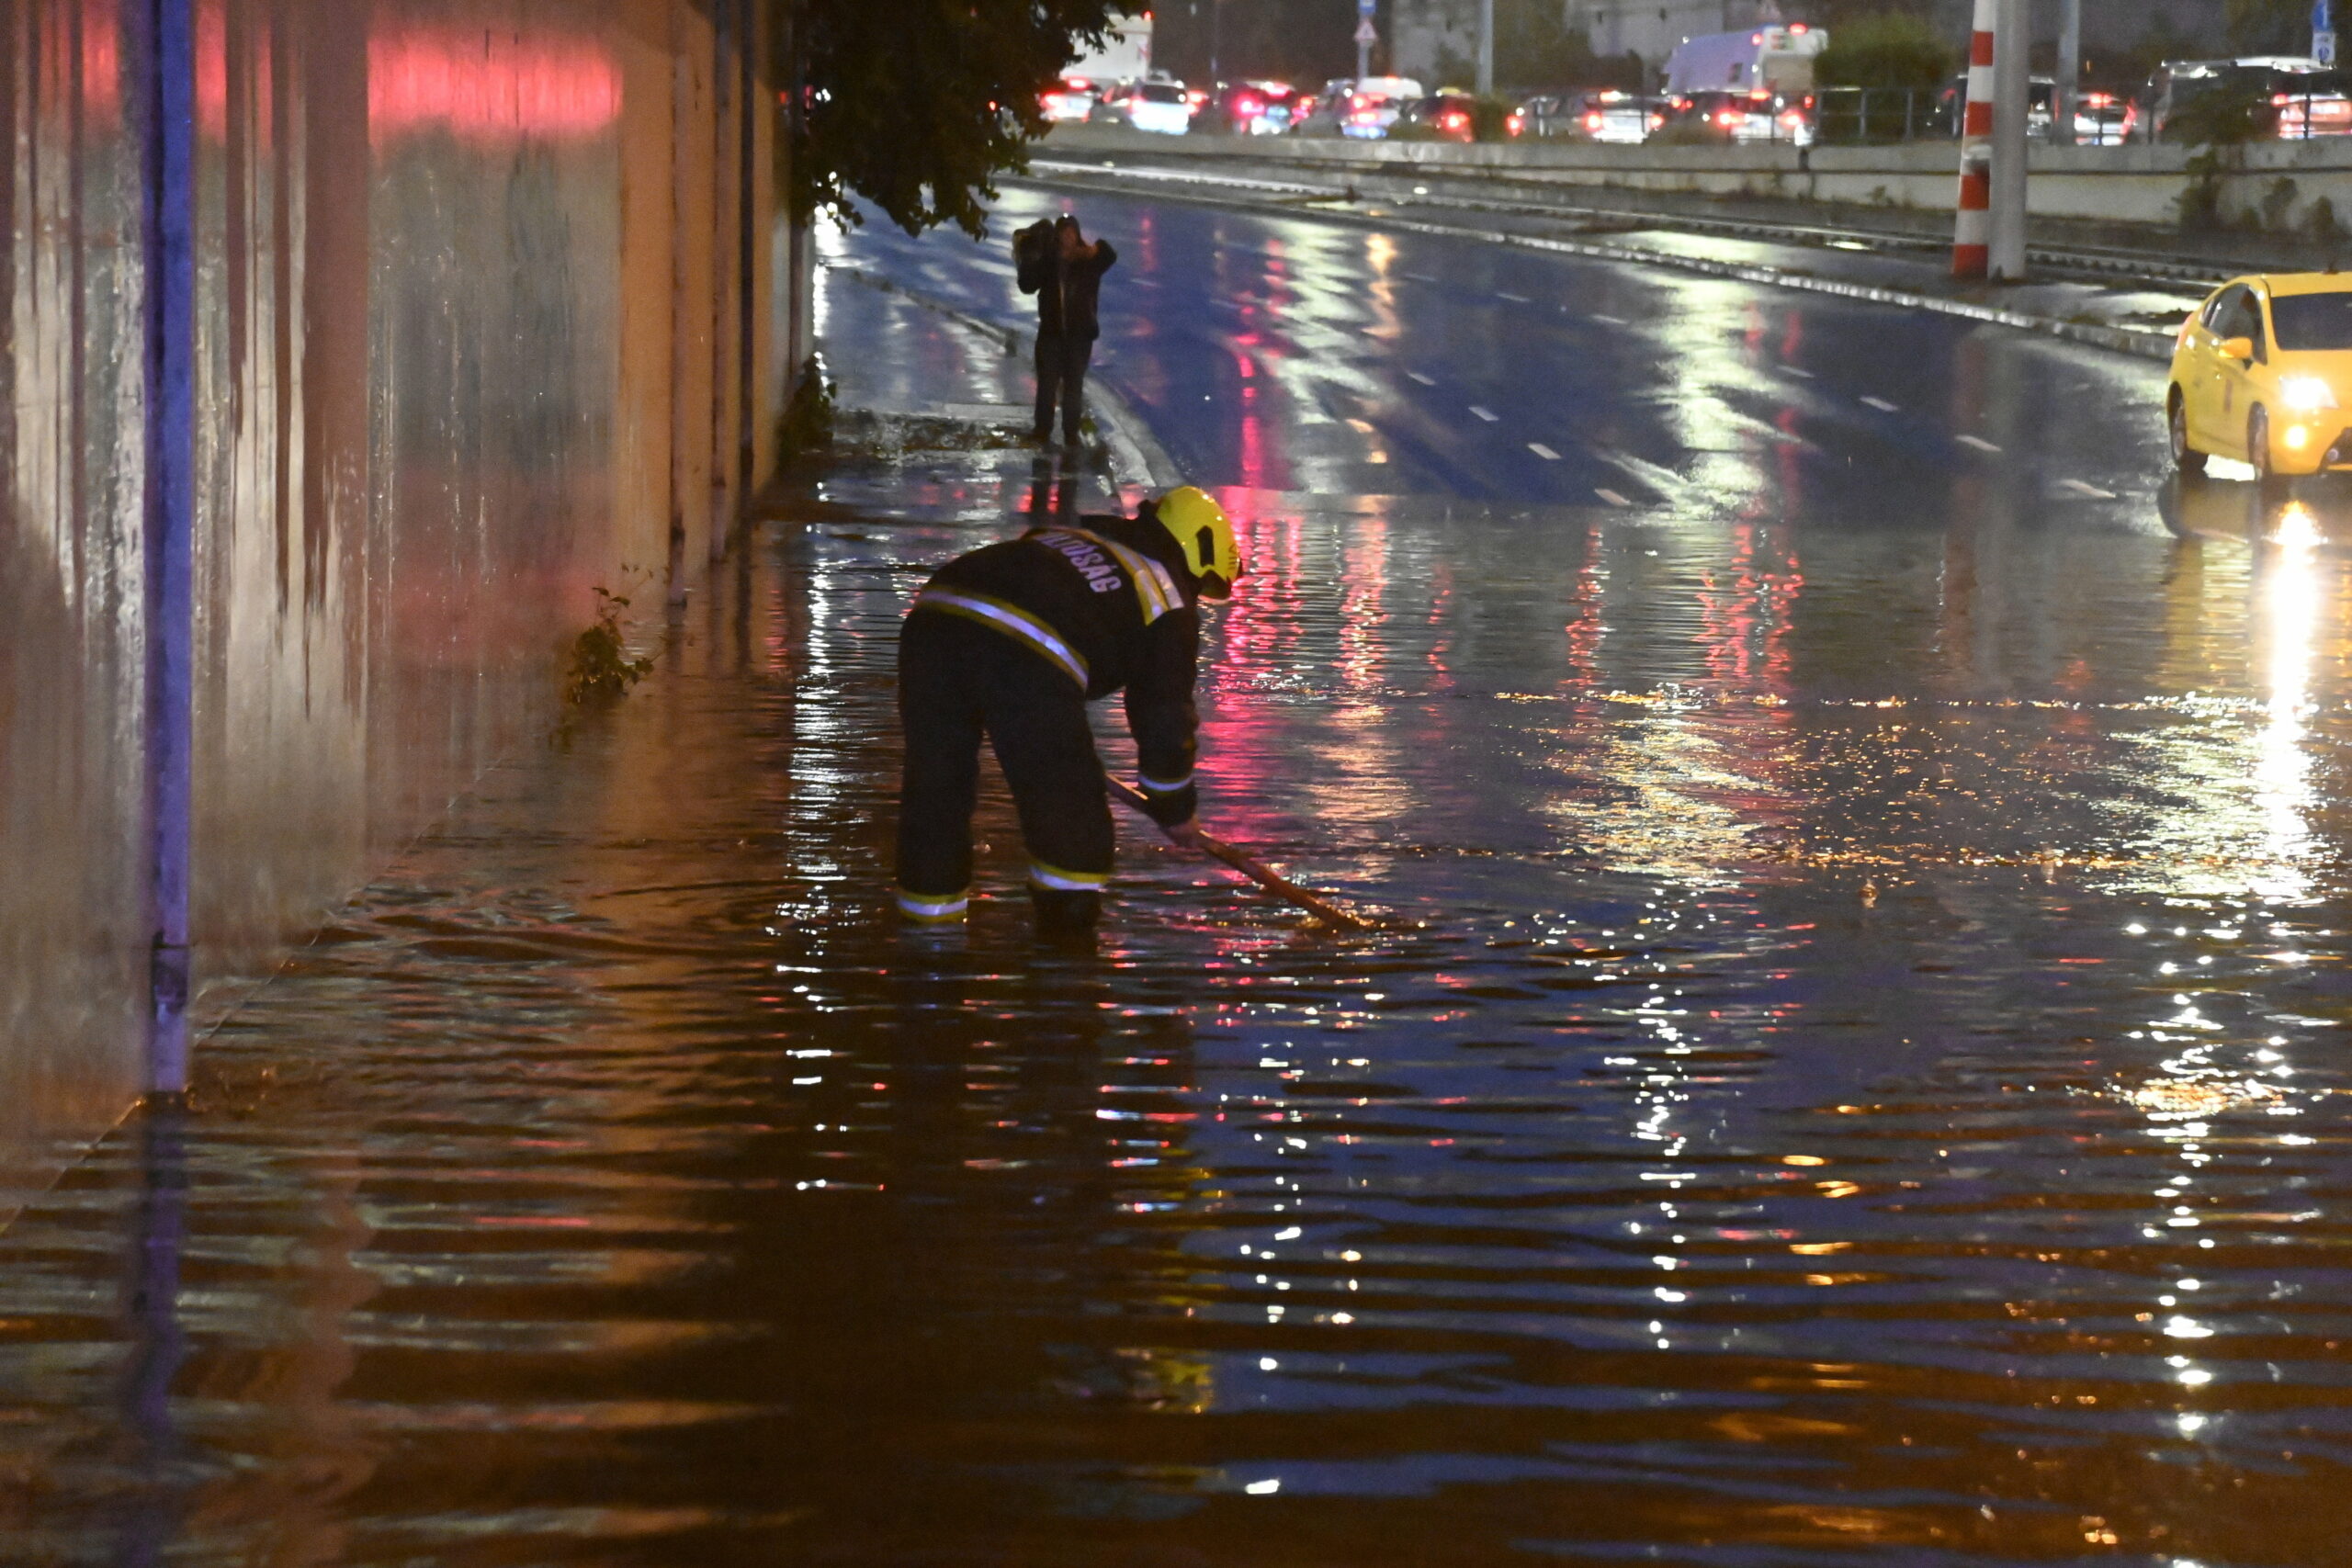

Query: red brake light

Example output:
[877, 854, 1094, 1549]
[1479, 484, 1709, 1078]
[2276, 92, 2293, 106]
[1583, 111, 1602, 129]
[1790, 21, 1807, 32]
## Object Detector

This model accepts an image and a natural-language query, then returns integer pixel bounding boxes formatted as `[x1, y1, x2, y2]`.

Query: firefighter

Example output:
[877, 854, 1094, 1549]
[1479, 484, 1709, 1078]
[894, 486, 1242, 939]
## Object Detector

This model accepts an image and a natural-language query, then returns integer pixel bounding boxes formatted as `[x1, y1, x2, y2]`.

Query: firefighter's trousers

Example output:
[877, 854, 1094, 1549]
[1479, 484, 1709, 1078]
[895, 610, 1113, 927]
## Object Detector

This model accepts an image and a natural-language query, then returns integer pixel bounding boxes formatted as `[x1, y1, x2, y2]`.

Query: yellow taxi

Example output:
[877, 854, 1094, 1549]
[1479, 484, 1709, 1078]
[2168, 272, 2352, 485]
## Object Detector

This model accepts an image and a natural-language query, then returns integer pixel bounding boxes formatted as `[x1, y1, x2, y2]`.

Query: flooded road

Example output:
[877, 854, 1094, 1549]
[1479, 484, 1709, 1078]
[10, 215, 2352, 1565]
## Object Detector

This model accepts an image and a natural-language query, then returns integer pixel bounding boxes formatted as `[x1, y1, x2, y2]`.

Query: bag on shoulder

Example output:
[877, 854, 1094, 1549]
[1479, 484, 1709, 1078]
[1013, 220, 1053, 293]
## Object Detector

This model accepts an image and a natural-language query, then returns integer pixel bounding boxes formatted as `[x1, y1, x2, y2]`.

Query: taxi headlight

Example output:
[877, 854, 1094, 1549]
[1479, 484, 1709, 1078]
[2280, 376, 2339, 413]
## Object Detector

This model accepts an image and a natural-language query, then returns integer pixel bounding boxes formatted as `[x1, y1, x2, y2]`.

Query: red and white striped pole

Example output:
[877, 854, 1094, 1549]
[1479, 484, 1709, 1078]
[1952, 0, 1997, 279]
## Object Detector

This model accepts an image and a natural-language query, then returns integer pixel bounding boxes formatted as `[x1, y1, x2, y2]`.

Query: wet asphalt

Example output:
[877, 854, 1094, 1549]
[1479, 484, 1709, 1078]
[7, 196, 2352, 1566]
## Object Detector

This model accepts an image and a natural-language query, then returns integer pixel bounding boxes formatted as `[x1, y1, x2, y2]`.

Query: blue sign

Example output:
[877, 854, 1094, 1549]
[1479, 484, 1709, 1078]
[1359, 0, 1375, 13]
[2318, 0, 2333, 34]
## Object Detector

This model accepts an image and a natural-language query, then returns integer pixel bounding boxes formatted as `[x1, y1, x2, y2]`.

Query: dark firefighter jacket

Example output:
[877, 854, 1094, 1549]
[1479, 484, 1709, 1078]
[909, 508, 1200, 826]
[1015, 226, 1118, 340]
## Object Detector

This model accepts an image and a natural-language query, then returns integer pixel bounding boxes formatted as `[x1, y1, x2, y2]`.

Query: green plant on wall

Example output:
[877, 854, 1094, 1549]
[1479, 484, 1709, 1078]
[565, 587, 654, 708]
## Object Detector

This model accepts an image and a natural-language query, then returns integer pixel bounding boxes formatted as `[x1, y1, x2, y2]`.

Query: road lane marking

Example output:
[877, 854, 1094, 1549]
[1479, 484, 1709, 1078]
[1498, 291, 1530, 302]
[1469, 405, 1499, 422]
[2059, 479, 2118, 498]
[1529, 443, 1561, 460]
[1590, 312, 1630, 325]
[1860, 396, 1899, 412]
[1957, 434, 2001, 453]
[1407, 371, 1437, 386]
[1595, 488, 1633, 507]
[1781, 366, 1815, 378]
[1403, 271, 1438, 283]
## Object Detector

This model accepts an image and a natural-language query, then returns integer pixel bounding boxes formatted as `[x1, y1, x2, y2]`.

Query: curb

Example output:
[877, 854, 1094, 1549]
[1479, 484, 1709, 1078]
[1014, 168, 2178, 364]
[832, 265, 1187, 491]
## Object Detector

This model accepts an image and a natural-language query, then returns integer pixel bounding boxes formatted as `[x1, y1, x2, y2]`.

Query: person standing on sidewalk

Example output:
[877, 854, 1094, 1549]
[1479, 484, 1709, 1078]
[1015, 214, 1117, 446]
[893, 486, 1242, 941]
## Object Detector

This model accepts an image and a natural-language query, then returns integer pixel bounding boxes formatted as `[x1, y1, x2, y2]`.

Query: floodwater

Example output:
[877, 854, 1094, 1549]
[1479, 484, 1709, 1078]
[10, 282, 2352, 1568]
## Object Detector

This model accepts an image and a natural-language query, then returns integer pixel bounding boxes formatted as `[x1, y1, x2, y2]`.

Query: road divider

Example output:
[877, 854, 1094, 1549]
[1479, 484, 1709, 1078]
[1015, 164, 2179, 363]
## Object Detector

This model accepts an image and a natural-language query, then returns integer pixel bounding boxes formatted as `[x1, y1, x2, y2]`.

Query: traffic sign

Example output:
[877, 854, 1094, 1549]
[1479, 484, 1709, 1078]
[1358, 0, 1375, 14]
[2322, 28, 2339, 63]
[1353, 17, 1378, 43]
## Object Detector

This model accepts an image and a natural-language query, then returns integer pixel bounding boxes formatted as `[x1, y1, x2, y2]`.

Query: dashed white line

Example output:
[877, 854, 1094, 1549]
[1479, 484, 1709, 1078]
[1469, 405, 1499, 423]
[1957, 434, 2002, 453]
[1860, 396, 1900, 412]
[1529, 443, 1562, 460]
[1595, 488, 1633, 507]
[1407, 370, 1437, 386]
[2059, 479, 2118, 499]
[1781, 366, 1815, 378]
[1498, 291, 1531, 302]
[1590, 312, 1630, 325]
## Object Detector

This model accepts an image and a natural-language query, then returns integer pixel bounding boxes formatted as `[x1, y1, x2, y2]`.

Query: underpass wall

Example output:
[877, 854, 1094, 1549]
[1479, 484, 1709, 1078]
[0, 0, 798, 1215]
[1047, 124, 2352, 233]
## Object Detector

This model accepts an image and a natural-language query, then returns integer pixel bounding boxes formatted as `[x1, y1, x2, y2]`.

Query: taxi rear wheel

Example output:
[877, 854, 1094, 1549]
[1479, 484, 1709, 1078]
[2169, 393, 2205, 476]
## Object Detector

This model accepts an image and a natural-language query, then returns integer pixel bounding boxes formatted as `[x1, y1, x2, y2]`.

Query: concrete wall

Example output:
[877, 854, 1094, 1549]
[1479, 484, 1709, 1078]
[1051, 123, 2352, 231]
[0, 0, 797, 1214]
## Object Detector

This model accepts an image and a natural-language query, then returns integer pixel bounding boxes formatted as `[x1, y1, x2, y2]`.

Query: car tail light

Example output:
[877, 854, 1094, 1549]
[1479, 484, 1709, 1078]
[2276, 92, 2294, 106]
[1583, 110, 1602, 130]
[1236, 93, 1262, 115]
[1506, 112, 1524, 135]
[1648, 112, 1665, 130]
[1718, 110, 1740, 126]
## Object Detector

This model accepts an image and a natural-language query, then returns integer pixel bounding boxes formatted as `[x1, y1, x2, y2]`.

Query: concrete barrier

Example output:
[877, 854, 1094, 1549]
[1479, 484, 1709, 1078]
[1046, 123, 2352, 234]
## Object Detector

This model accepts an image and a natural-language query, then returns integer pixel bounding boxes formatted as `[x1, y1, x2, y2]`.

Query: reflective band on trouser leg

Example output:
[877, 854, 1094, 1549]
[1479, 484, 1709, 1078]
[896, 886, 971, 922]
[1030, 861, 1112, 893]
[910, 589, 1090, 688]
[1139, 771, 1193, 795]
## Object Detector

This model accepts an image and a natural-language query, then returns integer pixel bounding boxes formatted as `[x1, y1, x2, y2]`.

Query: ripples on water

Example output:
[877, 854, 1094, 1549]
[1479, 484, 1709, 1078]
[6, 446, 2352, 1566]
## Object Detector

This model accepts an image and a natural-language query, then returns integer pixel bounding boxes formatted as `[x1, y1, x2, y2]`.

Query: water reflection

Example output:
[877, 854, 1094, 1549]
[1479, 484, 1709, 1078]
[14, 355, 2352, 1565]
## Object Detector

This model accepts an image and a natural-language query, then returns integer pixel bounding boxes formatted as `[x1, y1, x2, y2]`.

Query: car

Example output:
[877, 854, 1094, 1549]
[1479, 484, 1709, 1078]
[2169, 273, 2352, 488]
[1339, 75, 1424, 138]
[1665, 88, 1812, 143]
[1100, 75, 1195, 135]
[1041, 75, 1098, 121]
[1291, 77, 1358, 136]
[1393, 90, 1478, 141]
[1512, 89, 1663, 142]
[2135, 57, 2352, 141]
[1200, 80, 1300, 135]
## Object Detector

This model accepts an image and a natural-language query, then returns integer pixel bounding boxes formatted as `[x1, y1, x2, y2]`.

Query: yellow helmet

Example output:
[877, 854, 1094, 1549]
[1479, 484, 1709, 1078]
[1153, 486, 1241, 599]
